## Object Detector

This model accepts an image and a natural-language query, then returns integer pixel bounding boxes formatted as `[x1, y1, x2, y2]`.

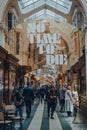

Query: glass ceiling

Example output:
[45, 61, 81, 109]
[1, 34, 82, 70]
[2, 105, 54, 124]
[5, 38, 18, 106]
[18, 0, 72, 14]
[24, 9, 67, 22]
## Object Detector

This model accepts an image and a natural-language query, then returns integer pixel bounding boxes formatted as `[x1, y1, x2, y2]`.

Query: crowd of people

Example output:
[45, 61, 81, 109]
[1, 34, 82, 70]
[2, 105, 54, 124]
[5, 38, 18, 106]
[10, 81, 79, 120]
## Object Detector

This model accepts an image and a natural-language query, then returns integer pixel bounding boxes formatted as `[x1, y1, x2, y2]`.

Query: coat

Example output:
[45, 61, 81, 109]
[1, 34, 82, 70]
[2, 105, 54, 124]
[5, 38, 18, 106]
[23, 86, 34, 102]
[65, 89, 74, 112]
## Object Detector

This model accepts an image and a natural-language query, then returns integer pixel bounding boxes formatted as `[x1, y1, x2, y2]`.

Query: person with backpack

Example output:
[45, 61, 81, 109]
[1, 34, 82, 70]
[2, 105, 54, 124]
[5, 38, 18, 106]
[14, 90, 24, 118]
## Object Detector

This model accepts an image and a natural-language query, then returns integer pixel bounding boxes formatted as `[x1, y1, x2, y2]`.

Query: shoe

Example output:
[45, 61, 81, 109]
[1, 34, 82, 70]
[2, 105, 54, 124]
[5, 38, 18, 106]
[51, 116, 54, 119]
[48, 114, 50, 118]
[26, 115, 30, 118]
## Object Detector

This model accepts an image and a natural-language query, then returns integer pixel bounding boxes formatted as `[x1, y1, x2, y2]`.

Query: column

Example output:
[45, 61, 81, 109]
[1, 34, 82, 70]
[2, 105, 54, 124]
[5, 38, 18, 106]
[85, 30, 87, 95]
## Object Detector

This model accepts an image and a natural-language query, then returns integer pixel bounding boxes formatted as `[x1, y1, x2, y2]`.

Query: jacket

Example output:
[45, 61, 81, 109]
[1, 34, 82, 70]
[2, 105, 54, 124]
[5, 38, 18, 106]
[23, 86, 34, 102]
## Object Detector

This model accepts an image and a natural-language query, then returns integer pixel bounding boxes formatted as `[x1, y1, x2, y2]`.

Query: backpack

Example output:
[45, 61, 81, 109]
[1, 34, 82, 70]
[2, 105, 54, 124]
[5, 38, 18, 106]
[14, 91, 24, 106]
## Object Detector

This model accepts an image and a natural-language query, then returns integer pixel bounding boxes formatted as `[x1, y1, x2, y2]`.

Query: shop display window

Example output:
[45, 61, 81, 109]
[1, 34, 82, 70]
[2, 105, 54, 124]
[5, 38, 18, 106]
[4, 70, 9, 104]
[81, 67, 86, 95]
[0, 67, 4, 108]
[9, 64, 16, 103]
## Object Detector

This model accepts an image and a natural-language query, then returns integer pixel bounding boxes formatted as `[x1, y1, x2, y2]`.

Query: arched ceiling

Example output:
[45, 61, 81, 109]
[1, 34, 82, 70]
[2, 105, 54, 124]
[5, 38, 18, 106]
[14, 0, 86, 50]
[1, 0, 87, 23]
[17, 0, 82, 23]
[1, 0, 86, 45]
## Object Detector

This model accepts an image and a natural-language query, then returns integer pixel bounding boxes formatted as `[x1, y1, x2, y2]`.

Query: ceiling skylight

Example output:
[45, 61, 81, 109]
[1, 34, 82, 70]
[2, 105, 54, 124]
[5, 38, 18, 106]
[24, 9, 67, 22]
[18, 0, 72, 14]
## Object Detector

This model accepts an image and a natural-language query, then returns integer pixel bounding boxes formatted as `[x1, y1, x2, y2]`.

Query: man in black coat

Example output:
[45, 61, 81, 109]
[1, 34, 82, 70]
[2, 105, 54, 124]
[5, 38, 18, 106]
[46, 86, 57, 119]
[23, 82, 34, 118]
[39, 86, 45, 103]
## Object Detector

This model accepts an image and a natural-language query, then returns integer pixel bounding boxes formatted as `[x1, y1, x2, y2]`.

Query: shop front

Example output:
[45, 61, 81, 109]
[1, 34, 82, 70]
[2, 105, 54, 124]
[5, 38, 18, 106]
[18, 65, 32, 86]
[0, 59, 5, 108]
[0, 46, 8, 108]
[79, 55, 86, 95]
[4, 54, 19, 104]
[70, 54, 85, 95]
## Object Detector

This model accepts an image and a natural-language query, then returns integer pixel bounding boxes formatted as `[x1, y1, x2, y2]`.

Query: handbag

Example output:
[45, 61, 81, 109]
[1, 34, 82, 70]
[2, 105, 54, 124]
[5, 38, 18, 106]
[74, 101, 79, 107]
[15, 98, 24, 106]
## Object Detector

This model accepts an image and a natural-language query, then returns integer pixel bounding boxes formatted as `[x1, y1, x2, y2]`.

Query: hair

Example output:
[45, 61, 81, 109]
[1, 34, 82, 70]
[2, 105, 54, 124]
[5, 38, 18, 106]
[27, 82, 29, 86]
[67, 86, 71, 90]
[15, 90, 20, 98]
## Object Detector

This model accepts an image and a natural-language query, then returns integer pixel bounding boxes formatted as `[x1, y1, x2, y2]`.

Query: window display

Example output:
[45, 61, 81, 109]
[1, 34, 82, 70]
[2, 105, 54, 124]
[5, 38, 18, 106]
[0, 66, 4, 108]
[81, 66, 86, 95]
[4, 70, 9, 104]
[9, 64, 16, 103]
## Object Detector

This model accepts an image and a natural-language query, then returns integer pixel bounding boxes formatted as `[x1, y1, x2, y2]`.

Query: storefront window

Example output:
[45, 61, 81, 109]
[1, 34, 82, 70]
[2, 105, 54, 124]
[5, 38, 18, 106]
[0, 62, 4, 108]
[81, 67, 86, 95]
[9, 64, 16, 103]
[4, 70, 9, 104]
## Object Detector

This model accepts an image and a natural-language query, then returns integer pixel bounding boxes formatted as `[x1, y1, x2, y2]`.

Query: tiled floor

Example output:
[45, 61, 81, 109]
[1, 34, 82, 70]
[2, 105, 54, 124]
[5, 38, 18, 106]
[66, 115, 87, 130]
[15, 99, 87, 130]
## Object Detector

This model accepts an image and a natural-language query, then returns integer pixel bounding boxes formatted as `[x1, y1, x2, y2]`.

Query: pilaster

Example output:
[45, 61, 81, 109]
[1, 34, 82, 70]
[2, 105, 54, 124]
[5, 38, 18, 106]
[85, 29, 87, 95]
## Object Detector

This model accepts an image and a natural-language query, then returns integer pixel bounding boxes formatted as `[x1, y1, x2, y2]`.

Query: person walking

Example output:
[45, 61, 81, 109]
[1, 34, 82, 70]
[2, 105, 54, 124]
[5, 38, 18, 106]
[47, 86, 57, 119]
[23, 82, 34, 118]
[60, 83, 67, 112]
[65, 86, 74, 117]
[14, 90, 23, 118]
[39, 86, 45, 103]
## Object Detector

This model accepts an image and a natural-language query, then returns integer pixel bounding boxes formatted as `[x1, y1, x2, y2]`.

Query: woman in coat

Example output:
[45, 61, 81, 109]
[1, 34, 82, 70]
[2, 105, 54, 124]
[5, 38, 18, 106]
[65, 86, 74, 116]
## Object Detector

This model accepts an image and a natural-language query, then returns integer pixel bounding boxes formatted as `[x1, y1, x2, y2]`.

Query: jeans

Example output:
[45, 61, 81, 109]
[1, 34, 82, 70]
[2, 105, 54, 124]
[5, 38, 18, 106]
[15, 106, 22, 117]
[25, 101, 32, 117]
[47, 102, 55, 117]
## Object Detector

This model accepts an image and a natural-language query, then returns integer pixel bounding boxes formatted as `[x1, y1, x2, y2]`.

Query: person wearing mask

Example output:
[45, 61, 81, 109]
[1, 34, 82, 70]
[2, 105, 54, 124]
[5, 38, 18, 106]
[23, 82, 34, 118]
